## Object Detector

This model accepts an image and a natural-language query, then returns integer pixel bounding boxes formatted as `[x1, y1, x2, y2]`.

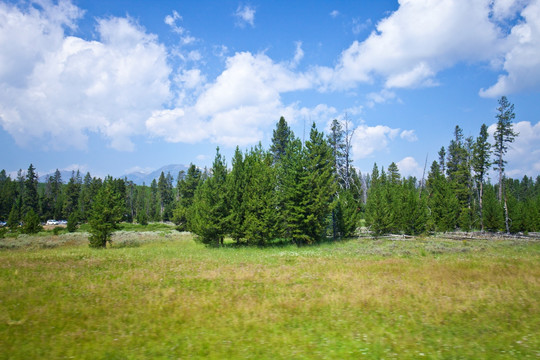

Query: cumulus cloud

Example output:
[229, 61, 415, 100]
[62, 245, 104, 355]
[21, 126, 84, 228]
[146, 51, 317, 147]
[488, 121, 540, 177]
[0, 2, 171, 151]
[396, 156, 424, 179]
[235, 4, 255, 28]
[317, 0, 540, 96]
[351, 124, 400, 159]
[323, 0, 501, 90]
[330, 10, 340, 18]
[480, 0, 540, 97]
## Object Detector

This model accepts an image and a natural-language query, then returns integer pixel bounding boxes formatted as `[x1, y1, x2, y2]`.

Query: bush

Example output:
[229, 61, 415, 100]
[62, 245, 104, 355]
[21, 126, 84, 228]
[67, 213, 78, 233]
[22, 210, 42, 234]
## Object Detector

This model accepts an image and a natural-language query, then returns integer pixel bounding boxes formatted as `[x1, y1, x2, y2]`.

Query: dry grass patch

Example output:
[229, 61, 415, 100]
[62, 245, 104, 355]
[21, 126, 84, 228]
[0, 236, 539, 359]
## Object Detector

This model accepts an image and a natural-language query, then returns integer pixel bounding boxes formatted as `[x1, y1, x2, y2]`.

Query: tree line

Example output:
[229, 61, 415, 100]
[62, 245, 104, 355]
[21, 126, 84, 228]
[1, 96, 539, 246]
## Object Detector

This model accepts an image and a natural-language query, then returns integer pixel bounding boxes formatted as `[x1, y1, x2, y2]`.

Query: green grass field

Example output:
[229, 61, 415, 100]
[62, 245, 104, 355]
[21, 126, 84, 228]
[1, 231, 539, 359]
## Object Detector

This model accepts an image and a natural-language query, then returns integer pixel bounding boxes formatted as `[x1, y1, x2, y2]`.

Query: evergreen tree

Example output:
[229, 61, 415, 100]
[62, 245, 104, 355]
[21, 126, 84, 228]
[88, 177, 124, 248]
[67, 212, 78, 232]
[438, 147, 446, 173]
[173, 164, 202, 230]
[157, 172, 174, 221]
[278, 136, 317, 244]
[335, 187, 362, 237]
[7, 203, 20, 231]
[63, 171, 81, 219]
[149, 179, 160, 221]
[297, 123, 337, 243]
[493, 96, 518, 233]
[401, 177, 427, 235]
[78, 172, 93, 221]
[472, 124, 492, 231]
[226, 147, 247, 242]
[446, 126, 472, 209]
[483, 183, 504, 232]
[366, 164, 393, 235]
[270, 116, 294, 164]
[426, 161, 459, 232]
[0, 170, 16, 220]
[242, 145, 278, 245]
[190, 148, 229, 246]
[23, 164, 39, 216]
[22, 209, 42, 234]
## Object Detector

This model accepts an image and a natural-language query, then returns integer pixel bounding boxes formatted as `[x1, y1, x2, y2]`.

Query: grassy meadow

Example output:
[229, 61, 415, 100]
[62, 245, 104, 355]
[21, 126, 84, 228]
[1, 229, 539, 359]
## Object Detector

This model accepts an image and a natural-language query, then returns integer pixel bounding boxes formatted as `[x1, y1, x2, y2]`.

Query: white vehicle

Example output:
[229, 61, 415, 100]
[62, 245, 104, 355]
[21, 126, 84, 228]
[46, 220, 59, 225]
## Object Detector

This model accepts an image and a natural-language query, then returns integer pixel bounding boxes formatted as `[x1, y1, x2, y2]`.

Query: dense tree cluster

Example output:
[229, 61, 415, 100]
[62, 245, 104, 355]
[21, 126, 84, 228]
[1, 97, 539, 245]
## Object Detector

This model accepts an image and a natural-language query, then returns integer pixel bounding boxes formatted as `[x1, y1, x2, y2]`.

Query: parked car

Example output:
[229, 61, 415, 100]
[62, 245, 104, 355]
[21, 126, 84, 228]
[58, 220, 68, 225]
[46, 220, 59, 225]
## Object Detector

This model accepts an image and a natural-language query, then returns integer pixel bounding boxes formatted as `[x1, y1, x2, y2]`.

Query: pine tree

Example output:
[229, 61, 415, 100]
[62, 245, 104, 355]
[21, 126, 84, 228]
[483, 183, 504, 232]
[227, 147, 247, 242]
[23, 164, 39, 217]
[472, 124, 492, 231]
[280, 138, 311, 244]
[7, 203, 20, 231]
[493, 96, 518, 233]
[401, 177, 427, 235]
[190, 148, 229, 246]
[63, 171, 81, 219]
[446, 126, 472, 209]
[22, 209, 42, 234]
[173, 164, 202, 230]
[366, 164, 393, 236]
[426, 161, 459, 232]
[149, 179, 160, 221]
[270, 116, 294, 164]
[300, 123, 337, 243]
[242, 145, 278, 245]
[88, 177, 124, 248]
[0, 170, 16, 221]
[157, 172, 174, 221]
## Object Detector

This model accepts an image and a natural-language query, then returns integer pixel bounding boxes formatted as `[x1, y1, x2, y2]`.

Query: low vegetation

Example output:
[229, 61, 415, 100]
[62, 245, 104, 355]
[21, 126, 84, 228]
[1, 232, 539, 359]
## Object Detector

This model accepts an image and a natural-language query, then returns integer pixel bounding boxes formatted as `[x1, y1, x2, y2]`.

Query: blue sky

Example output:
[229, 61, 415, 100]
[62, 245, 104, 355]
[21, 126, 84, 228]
[1, 0, 540, 180]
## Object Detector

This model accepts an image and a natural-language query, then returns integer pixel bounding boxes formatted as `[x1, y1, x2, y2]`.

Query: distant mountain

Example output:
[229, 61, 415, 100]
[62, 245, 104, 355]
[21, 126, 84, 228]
[38, 170, 83, 184]
[122, 164, 190, 185]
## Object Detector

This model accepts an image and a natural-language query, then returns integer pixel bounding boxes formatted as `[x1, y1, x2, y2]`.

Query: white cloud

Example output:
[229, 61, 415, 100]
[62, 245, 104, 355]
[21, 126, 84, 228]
[235, 4, 255, 28]
[487, 120, 540, 178]
[164, 10, 197, 45]
[491, 0, 528, 21]
[351, 124, 400, 159]
[325, 0, 502, 90]
[146, 108, 208, 143]
[400, 129, 418, 142]
[350, 123, 417, 161]
[366, 89, 397, 107]
[317, 0, 540, 96]
[480, 0, 540, 97]
[330, 10, 340, 18]
[290, 41, 304, 68]
[396, 156, 424, 179]
[487, 121, 540, 178]
[0, 3, 171, 151]
[147, 51, 316, 147]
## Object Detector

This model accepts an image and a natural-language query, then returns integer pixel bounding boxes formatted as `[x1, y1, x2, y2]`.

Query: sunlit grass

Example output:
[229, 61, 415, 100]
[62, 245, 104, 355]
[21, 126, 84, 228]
[1, 234, 539, 359]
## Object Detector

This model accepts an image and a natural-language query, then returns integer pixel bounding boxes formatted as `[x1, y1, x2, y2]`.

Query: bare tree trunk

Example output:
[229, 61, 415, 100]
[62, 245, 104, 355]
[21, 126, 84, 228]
[504, 191, 510, 234]
[479, 181, 484, 231]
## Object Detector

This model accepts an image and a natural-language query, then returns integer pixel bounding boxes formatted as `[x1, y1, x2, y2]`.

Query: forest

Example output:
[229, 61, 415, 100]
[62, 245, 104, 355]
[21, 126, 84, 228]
[1, 96, 539, 246]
